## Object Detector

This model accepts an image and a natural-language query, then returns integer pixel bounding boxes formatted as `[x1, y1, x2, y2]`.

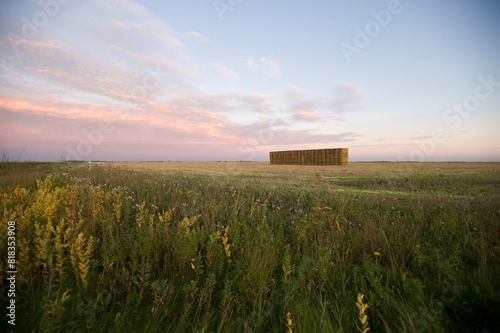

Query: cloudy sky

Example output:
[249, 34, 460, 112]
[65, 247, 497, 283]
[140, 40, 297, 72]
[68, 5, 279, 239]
[1, 0, 499, 161]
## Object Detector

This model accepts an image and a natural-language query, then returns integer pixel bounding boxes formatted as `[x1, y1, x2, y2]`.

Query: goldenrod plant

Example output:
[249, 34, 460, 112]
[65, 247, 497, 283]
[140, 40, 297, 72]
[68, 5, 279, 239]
[356, 293, 370, 333]
[71, 232, 94, 288]
[221, 226, 231, 263]
[285, 311, 293, 333]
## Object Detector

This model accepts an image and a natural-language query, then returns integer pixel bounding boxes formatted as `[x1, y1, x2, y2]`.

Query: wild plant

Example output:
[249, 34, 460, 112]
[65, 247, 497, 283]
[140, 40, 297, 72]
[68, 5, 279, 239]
[285, 311, 293, 333]
[356, 293, 370, 333]
[70, 232, 94, 288]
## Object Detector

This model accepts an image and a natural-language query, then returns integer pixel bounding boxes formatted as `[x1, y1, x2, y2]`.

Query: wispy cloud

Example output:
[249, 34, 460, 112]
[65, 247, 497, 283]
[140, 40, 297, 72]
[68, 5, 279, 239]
[184, 31, 211, 43]
[294, 110, 326, 121]
[284, 86, 322, 120]
[283, 84, 367, 122]
[244, 56, 280, 77]
[328, 83, 367, 118]
[230, 90, 276, 110]
[211, 63, 238, 80]
[229, 124, 362, 151]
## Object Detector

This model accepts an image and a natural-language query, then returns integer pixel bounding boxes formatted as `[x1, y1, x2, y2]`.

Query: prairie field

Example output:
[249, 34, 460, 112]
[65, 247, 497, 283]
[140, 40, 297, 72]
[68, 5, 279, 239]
[1, 161, 499, 332]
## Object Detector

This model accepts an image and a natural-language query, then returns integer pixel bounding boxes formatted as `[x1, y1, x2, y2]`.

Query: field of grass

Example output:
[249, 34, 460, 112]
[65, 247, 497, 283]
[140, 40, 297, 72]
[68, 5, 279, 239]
[1, 161, 499, 332]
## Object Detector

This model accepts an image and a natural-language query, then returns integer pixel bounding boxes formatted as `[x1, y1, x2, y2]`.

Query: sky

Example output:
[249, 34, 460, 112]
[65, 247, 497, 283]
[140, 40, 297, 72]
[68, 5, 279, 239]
[1, 0, 499, 162]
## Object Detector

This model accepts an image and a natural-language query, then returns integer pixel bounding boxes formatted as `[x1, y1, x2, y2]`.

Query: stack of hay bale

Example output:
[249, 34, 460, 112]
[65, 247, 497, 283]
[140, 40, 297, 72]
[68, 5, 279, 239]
[269, 148, 348, 165]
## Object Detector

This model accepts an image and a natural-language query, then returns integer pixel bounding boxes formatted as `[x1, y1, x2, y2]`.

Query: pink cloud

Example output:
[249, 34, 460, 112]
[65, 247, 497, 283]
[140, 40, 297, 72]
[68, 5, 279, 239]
[0, 1, 371, 161]
[294, 109, 325, 121]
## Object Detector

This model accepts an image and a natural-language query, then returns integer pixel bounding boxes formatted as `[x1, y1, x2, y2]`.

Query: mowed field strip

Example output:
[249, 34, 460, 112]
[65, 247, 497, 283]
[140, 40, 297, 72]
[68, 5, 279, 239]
[102, 161, 500, 177]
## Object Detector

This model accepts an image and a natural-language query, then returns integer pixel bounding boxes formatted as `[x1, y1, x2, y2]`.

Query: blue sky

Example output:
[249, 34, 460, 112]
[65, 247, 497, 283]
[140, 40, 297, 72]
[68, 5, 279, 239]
[1, 0, 499, 161]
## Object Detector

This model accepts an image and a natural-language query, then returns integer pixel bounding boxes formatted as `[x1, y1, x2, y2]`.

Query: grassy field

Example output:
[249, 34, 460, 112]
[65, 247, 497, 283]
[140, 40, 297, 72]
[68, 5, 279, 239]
[1, 161, 499, 332]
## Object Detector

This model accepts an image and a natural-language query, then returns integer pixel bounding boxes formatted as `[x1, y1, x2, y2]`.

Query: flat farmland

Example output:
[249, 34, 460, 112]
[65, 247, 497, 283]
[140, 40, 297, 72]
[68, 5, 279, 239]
[105, 161, 500, 199]
[104, 161, 500, 177]
[1, 161, 499, 332]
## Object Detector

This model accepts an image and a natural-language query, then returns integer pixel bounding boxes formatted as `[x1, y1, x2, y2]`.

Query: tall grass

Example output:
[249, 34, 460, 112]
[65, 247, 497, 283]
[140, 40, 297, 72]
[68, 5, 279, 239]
[0, 162, 499, 332]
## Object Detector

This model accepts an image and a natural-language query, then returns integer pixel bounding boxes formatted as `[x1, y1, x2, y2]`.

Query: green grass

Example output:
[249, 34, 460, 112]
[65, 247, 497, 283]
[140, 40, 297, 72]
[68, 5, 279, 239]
[1, 162, 499, 332]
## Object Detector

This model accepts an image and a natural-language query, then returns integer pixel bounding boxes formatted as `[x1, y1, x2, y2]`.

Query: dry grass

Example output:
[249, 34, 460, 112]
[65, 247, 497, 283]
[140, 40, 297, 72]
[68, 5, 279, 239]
[99, 161, 500, 178]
